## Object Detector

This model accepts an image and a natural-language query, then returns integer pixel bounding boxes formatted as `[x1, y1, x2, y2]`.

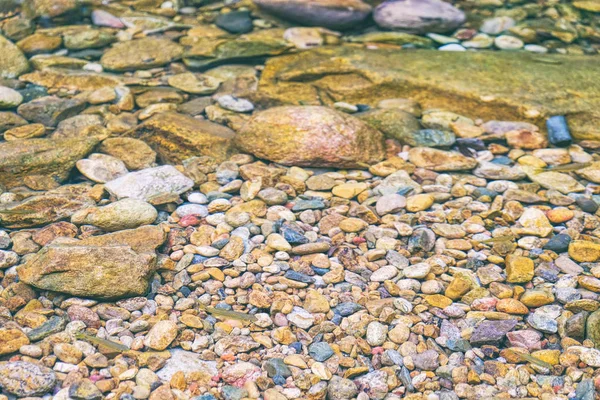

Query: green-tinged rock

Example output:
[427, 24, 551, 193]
[101, 37, 183, 71]
[256, 46, 600, 140]
[586, 309, 600, 348]
[522, 166, 585, 195]
[0, 137, 98, 189]
[23, 0, 77, 19]
[0, 34, 29, 78]
[347, 31, 434, 47]
[0, 192, 95, 229]
[27, 315, 67, 341]
[356, 108, 421, 142]
[183, 29, 290, 69]
[235, 106, 384, 168]
[126, 112, 235, 164]
[20, 68, 122, 91]
[18, 244, 157, 299]
[71, 198, 157, 232]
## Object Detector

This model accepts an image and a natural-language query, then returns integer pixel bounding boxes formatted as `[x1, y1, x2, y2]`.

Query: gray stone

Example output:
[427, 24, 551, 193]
[104, 165, 194, 201]
[374, 0, 466, 34]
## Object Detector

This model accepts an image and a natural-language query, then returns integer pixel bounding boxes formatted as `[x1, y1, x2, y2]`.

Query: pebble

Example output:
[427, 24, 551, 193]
[217, 95, 254, 113]
[0, 86, 23, 108]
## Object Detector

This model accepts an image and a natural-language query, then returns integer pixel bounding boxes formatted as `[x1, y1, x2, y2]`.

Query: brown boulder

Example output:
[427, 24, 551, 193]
[126, 112, 235, 164]
[18, 244, 157, 299]
[256, 46, 600, 141]
[235, 106, 384, 168]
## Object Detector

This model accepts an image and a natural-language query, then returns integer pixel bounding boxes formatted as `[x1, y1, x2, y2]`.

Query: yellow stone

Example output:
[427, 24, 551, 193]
[425, 294, 453, 308]
[304, 290, 330, 313]
[496, 298, 529, 315]
[284, 354, 308, 369]
[344, 366, 369, 379]
[272, 326, 296, 345]
[505, 255, 534, 283]
[332, 182, 368, 199]
[445, 273, 473, 300]
[520, 289, 555, 307]
[569, 240, 600, 262]
[214, 322, 234, 333]
[406, 194, 435, 212]
[517, 155, 547, 168]
[206, 267, 225, 281]
[531, 349, 560, 366]
[339, 217, 368, 233]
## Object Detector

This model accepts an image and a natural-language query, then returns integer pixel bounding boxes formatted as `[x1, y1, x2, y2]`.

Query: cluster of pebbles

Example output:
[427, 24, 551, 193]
[1, 0, 600, 400]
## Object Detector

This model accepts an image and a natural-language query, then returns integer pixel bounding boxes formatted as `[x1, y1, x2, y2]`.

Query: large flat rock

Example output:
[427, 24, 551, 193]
[18, 244, 157, 300]
[255, 47, 600, 140]
[126, 112, 235, 164]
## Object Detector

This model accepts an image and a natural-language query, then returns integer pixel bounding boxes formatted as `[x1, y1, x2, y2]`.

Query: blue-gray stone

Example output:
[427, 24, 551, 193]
[292, 197, 326, 211]
[334, 302, 364, 316]
[544, 233, 571, 253]
[408, 129, 455, 147]
[308, 342, 334, 362]
[265, 358, 292, 378]
[575, 379, 595, 400]
[206, 191, 232, 201]
[577, 197, 599, 214]
[216, 11, 253, 34]
[547, 115, 572, 147]
[490, 156, 513, 165]
[280, 223, 309, 244]
[222, 385, 248, 400]
[284, 270, 315, 284]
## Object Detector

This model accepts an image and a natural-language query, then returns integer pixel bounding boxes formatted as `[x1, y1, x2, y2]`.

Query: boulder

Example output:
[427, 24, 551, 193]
[235, 106, 384, 168]
[126, 112, 235, 164]
[254, 0, 372, 30]
[19, 68, 122, 92]
[0, 192, 95, 229]
[0, 34, 29, 78]
[18, 244, 157, 299]
[256, 47, 600, 141]
[0, 137, 98, 189]
[374, 0, 465, 33]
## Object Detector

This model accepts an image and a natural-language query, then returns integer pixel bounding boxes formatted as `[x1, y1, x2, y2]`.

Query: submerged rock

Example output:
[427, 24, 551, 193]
[257, 47, 600, 140]
[127, 112, 235, 164]
[71, 198, 157, 232]
[254, 0, 372, 30]
[101, 38, 183, 71]
[18, 243, 157, 299]
[0, 34, 29, 78]
[0, 137, 98, 189]
[374, 0, 466, 34]
[235, 106, 384, 168]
